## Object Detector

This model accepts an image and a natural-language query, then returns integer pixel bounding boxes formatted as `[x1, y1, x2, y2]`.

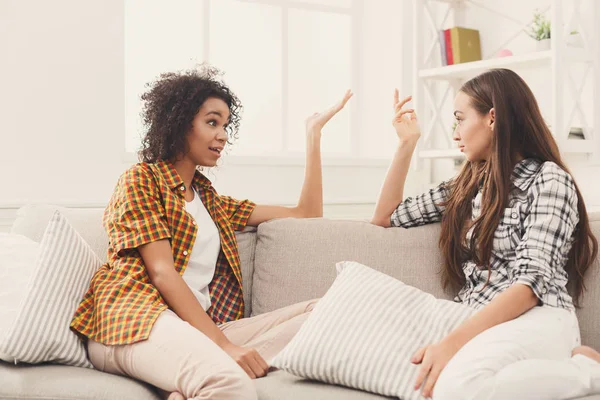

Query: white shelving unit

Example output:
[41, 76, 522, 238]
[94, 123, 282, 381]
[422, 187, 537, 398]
[412, 0, 600, 184]
[419, 50, 552, 80]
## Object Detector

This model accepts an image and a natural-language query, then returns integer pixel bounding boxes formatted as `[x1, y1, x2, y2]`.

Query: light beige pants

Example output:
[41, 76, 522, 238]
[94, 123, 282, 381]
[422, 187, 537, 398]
[87, 299, 317, 400]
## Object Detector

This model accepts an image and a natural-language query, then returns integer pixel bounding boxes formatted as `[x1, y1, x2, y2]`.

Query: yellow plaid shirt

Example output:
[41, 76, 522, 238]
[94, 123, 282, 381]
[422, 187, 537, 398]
[71, 160, 255, 345]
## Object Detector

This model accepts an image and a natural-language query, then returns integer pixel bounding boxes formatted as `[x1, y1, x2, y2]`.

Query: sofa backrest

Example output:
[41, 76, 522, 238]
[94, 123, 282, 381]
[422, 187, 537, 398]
[11, 204, 600, 349]
[10, 204, 258, 317]
[252, 214, 600, 350]
[12, 205, 108, 257]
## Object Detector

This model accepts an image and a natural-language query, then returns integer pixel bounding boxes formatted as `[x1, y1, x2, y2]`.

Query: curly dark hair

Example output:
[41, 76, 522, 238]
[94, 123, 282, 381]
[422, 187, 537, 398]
[138, 65, 242, 163]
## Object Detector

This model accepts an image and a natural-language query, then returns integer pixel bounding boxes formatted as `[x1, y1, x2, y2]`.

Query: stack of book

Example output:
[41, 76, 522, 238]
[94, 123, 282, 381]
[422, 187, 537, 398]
[439, 27, 482, 66]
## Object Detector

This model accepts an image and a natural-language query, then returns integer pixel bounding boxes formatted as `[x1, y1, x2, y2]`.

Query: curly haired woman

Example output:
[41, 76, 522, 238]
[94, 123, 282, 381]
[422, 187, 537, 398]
[71, 66, 352, 400]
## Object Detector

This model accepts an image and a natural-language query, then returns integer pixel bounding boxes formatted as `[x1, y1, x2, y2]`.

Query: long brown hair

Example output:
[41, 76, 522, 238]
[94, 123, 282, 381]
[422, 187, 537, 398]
[439, 68, 597, 307]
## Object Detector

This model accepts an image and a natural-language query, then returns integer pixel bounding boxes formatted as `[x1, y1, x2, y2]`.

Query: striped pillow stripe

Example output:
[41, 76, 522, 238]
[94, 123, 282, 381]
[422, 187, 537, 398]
[271, 261, 475, 399]
[0, 211, 101, 368]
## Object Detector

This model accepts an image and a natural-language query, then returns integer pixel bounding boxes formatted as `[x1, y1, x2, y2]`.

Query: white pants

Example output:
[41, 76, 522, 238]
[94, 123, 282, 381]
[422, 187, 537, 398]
[87, 300, 317, 400]
[433, 306, 600, 400]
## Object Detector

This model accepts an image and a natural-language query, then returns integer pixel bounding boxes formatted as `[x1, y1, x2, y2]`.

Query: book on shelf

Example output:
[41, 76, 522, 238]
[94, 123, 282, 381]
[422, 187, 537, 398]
[439, 27, 482, 66]
[443, 29, 454, 65]
[439, 30, 448, 66]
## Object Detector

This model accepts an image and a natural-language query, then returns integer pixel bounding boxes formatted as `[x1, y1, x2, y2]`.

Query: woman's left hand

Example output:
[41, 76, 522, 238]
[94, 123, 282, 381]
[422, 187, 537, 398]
[305, 89, 353, 135]
[412, 336, 463, 398]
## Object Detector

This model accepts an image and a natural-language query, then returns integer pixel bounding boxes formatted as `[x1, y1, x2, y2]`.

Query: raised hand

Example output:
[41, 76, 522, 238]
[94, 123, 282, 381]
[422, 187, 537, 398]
[392, 89, 421, 143]
[305, 89, 354, 135]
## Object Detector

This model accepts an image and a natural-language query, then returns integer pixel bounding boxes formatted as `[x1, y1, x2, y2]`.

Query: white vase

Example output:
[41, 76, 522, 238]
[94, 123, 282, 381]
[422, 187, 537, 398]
[537, 38, 551, 51]
[566, 33, 583, 48]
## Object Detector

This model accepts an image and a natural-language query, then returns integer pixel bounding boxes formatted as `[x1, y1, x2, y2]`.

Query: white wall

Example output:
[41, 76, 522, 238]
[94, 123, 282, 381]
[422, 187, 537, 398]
[0, 0, 126, 207]
[0, 0, 419, 230]
[1, 0, 598, 234]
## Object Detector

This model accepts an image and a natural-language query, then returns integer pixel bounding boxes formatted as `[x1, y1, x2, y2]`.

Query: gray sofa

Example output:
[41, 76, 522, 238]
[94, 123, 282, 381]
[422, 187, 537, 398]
[2, 204, 600, 400]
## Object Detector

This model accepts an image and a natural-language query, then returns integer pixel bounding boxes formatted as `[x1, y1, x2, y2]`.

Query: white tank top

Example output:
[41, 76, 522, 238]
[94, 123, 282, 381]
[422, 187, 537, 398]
[182, 188, 221, 311]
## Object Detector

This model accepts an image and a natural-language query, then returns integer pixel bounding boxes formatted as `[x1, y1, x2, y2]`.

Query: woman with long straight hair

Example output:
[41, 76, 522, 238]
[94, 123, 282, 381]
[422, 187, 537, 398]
[372, 68, 599, 399]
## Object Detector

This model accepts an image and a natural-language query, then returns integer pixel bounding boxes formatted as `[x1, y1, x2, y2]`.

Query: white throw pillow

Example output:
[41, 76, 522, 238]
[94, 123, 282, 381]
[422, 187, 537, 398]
[0, 211, 101, 368]
[271, 261, 475, 400]
[0, 233, 40, 361]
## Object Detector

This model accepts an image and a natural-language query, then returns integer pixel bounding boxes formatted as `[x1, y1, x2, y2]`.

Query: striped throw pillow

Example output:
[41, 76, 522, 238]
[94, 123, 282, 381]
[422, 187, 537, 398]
[0, 211, 101, 368]
[271, 261, 475, 400]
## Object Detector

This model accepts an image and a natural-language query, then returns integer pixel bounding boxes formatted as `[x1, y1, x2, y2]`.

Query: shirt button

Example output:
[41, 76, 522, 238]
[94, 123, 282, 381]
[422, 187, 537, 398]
[180, 186, 185, 191]
[183, 251, 188, 256]
[511, 212, 517, 218]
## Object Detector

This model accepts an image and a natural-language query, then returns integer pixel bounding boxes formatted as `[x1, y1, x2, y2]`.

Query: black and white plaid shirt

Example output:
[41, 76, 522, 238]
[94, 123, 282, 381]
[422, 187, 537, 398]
[391, 158, 578, 311]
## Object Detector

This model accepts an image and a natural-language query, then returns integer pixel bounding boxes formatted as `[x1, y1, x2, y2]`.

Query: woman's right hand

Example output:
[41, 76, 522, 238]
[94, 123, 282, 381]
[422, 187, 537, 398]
[221, 342, 269, 379]
[392, 89, 421, 143]
[305, 89, 353, 136]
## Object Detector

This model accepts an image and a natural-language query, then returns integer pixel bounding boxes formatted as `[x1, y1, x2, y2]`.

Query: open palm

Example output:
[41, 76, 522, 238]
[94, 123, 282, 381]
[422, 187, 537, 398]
[306, 89, 354, 133]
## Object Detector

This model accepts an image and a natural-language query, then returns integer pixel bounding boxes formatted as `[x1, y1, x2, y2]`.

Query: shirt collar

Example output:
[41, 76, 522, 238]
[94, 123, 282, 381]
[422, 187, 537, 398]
[511, 158, 542, 192]
[155, 160, 212, 192]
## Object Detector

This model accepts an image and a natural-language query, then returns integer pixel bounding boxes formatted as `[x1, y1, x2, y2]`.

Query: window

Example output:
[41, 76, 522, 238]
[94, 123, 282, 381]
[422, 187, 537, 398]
[125, 0, 206, 153]
[209, 0, 283, 155]
[125, 0, 358, 161]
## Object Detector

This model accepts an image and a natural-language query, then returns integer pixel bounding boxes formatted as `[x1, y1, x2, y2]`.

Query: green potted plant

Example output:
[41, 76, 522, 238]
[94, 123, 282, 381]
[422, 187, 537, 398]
[527, 11, 551, 51]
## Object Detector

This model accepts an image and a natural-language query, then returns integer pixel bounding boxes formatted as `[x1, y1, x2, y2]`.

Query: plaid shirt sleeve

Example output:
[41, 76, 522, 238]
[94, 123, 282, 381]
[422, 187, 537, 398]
[105, 165, 172, 255]
[218, 195, 256, 232]
[511, 164, 579, 302]
[391, 179, 453, 228]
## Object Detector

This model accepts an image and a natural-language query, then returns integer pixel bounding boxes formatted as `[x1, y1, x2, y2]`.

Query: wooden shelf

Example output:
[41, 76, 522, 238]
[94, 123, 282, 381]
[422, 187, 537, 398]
[419, 51, 552, 80]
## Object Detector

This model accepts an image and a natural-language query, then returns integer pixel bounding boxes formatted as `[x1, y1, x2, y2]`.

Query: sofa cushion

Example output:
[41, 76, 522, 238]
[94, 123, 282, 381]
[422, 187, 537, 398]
[255, 370, 391, 400]
[0, 361, 161, 400]
[253, 215, 600, 351]
[0, 212, 101, 368]
[0, 362, 386, 400]
[252, 218, 455, 317]
[237, 226, 258, 317]
[575, 218, 600, 352]
[11, 204, 108, 261]
[0, 234, 40, 362]
[3, 361, 599, 400]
